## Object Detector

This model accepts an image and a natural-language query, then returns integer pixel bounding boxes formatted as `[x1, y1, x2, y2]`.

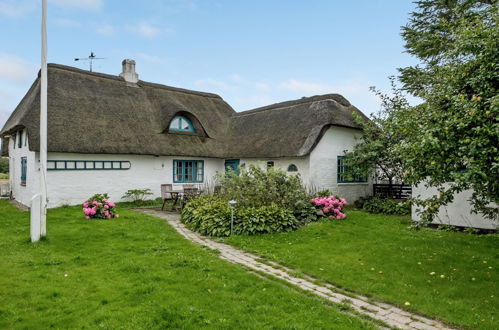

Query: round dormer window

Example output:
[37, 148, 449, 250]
[169, 116, 194, 132]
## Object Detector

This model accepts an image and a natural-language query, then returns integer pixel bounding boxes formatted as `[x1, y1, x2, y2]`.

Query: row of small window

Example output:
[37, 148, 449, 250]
[45, 159, 203, 183]
[47, 160, 132, 170]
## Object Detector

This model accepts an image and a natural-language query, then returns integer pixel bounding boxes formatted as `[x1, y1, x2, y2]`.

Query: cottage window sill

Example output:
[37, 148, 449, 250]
[20, 183, 26, 187]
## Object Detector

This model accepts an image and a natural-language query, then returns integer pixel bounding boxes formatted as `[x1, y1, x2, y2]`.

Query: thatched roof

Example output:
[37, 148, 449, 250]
[226, 94, 368, 158]
[1, 64, 368, 158]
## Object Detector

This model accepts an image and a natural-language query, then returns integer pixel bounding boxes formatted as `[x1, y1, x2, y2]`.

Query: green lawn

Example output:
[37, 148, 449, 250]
[223, 211, 498, 330]
[0, 201, 375, 329]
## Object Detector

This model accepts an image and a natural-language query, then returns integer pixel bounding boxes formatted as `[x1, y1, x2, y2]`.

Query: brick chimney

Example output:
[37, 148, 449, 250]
[119, 59, 139, 84]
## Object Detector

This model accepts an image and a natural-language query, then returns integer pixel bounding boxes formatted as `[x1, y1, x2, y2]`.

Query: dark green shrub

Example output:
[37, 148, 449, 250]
[181, 195, 300, 236]
[315, 189, 333, 197]
[216, 165, 309, 209]
[293, 199, 321, 225]
[181, 195, 231, 236]
[236, 204, 299, 235]
[358, 196, 411, 215]
[0, 157, 8, 174]
[121, 189, 154, 204]
[216, 164, 318, 225]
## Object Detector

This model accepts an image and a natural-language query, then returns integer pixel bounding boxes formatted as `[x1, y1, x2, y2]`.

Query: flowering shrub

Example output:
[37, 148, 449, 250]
[82, 193, 119, 220]
[310, 196, 347, 220]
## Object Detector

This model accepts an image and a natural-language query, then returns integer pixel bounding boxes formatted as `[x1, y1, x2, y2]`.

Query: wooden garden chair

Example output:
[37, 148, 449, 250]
[161, 184, 174, 211]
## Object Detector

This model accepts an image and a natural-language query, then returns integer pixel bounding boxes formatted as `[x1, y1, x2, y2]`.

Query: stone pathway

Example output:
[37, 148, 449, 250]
[137, 209, 454, 330]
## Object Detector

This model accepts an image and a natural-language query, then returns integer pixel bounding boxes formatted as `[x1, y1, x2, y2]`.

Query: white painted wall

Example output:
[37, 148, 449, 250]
[239, 157, 310, 185]
[8, 130, 38, 207]
[412, 184, 497, 230]
[43, 153, 225, 208]
[7, 126, 372, 208]
[309, 126, 372, 203]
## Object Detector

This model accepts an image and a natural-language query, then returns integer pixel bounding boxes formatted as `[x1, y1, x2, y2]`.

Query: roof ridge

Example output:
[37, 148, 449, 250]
[47, 63, 222, 99]
[235, 93, 351, 116]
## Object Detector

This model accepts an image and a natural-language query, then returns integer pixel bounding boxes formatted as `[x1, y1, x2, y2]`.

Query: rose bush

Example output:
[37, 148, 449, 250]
[82, 193, 119, 220]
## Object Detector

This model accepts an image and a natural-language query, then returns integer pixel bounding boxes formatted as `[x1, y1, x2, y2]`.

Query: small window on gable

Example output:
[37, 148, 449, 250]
[287, 164, 298, 172]
[18, 130, 23, 148]
[169, 116, 194, 132]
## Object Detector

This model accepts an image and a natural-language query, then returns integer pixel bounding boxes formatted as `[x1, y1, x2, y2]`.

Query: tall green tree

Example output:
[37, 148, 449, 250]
[0, 157, 8, 174]
[397, 0, 498, 221]
[346, 79, 407, 188]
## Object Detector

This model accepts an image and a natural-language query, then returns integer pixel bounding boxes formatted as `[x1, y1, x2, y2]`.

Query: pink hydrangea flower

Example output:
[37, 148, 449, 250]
[85, 216, 90, 220]
[115, 214, 120, 218]
[104, 204, 109, 209]
[107, 201, 116, 207]
[336, 212, 347, 220]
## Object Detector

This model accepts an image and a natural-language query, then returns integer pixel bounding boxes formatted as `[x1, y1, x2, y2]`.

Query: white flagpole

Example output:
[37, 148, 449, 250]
[40, 0, 48, 237]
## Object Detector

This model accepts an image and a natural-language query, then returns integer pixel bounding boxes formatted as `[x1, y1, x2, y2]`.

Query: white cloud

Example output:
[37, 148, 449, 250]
[279, 78, 380, 113]
[0, 0, 35, 18]
[0, 53, 36, 85]
[255, 82, 270, 92]
[136, 53, 167, 65]
[0, 88, 26, 129]
[126, 22, 174, 39]
[54, 18, 81, 27]
[191, 76, 380, 114]
[0, 109, 10, 130]
[49, 0, 102, 11]
[95, 24, 115, 36]
[279, 79, 334, 94]
[229, 74, 244, 83]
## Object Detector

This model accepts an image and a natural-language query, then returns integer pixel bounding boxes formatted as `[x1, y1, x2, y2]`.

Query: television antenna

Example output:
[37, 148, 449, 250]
[74, 52, 105, 72]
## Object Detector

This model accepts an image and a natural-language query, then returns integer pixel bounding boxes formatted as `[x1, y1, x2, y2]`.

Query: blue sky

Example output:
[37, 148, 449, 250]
[0, 0, 418, 128]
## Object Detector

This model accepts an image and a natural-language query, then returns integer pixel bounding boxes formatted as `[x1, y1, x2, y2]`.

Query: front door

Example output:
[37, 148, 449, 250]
[224, 159, 240, 175]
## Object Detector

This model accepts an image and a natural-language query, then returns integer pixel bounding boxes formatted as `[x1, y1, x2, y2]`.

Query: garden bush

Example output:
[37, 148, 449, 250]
[182, 165, 349, 236]
[121, 189, 154, 204]
[216, 165, 317, 224]
[356, 196, 411, 215]
[82, 193, 119, 219]
[314, 189, 334, 197]
[181, 195, 299, 236]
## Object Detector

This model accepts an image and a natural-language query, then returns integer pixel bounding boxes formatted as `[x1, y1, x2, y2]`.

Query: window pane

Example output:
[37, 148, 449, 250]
[169, 118, 180, 130]
[175, 161, 183, 182]
[181, 118, 191, 130]
[196, 161, 203, 182]
[185, 161, 194, 181]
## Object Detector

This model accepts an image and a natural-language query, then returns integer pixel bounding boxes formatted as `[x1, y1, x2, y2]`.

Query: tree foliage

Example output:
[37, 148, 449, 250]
[398, 0, 499, 222]
[0, 157, 8, 174]
[348, 0, 498, 223]
[346, 79, 407, 186]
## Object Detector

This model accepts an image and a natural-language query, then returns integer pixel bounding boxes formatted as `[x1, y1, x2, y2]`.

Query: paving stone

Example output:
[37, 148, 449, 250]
[408, 321, 440, 330]
[385, 313, 413, 325]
